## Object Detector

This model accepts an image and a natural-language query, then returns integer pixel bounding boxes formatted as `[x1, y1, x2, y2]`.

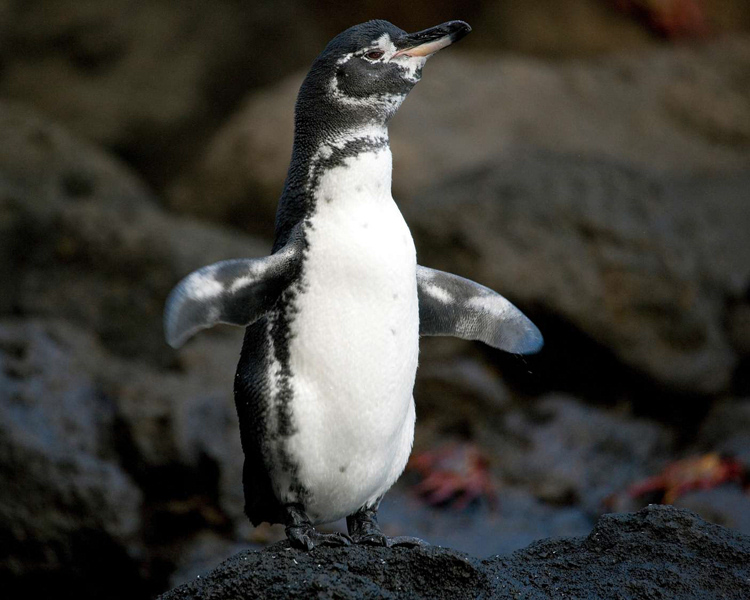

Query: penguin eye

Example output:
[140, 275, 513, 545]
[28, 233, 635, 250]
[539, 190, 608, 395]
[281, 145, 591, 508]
[364, 50, 384, 61]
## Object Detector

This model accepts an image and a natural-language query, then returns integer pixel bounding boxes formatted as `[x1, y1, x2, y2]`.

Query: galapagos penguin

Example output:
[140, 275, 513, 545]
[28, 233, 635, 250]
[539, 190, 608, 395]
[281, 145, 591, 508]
[164, 20, 543, 550]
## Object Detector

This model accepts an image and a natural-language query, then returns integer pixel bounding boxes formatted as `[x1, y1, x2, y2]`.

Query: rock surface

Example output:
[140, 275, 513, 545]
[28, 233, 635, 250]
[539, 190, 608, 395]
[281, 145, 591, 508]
[0, 101, 266, 363]
[0, 0, 323, 187]
[490, 394, 673, 510]
[408, 152, 750, 393]
[0, 102, 256, 597]
[0, 320, 146, 597]
[159, 505, 750, 600]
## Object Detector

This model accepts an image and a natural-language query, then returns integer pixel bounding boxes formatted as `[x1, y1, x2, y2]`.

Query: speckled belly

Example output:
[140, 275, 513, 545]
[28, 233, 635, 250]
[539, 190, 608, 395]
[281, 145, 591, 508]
[277, 162, 419, 522]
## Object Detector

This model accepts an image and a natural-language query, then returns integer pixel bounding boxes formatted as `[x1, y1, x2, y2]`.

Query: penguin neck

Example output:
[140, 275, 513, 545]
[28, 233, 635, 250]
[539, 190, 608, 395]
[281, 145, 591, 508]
[274, 91, 395, 249]
[294, 118, 390, 166]
[284, 118, 392, 204]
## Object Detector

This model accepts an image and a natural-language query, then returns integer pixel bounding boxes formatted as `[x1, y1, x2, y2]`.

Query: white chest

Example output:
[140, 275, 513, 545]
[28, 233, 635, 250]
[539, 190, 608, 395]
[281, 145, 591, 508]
[279, 146, 419, 522]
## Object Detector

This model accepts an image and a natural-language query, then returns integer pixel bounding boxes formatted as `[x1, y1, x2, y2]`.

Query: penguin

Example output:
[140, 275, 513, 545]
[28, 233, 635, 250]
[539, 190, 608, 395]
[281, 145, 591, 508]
[164, 19, 543, 550]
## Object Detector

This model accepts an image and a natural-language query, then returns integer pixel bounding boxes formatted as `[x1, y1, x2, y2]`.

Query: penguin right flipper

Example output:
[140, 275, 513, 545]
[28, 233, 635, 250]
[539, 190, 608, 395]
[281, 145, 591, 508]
[416, 265, 543, 355]
[164, 234, 303, 349]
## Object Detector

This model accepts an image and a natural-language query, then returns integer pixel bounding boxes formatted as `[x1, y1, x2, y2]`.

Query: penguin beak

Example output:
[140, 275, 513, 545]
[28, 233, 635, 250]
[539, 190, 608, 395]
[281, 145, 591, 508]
[393, 21, 471, 58]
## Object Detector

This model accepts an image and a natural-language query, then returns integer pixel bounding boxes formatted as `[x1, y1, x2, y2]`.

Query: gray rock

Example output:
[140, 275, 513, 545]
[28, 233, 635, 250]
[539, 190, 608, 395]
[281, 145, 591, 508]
[159, 505, 750, 600]
[0, 103, 267, 595]
[0, 0, 324, 186]
[675, 487, 750, 535]
[408, 154, 750, 393]
[378, 484, 593, 558]
[0, 101, 267, 363]
[697, 398, 750, 464]
[0, 319, 145, 597]
[494, 394, 673, 510]
[416, 355, 513, 418]
[0, 316, 248, 597]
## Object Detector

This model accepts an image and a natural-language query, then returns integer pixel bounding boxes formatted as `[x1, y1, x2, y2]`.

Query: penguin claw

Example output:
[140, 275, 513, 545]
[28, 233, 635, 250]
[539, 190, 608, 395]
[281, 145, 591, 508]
[350, 532, 389, 546]
[317, 531, 353, 548]
[346, 505, 429, 548]
[386, 535, 429, 548]
[287, 527, 352, 550]
[349, 533, 429, 548]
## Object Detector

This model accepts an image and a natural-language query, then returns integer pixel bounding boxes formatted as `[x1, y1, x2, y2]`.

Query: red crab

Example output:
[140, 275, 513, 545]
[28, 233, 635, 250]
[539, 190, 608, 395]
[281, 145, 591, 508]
[407, 442, 498, 510]
[612, 0, 710, 39]
[627, 453, 746, 504]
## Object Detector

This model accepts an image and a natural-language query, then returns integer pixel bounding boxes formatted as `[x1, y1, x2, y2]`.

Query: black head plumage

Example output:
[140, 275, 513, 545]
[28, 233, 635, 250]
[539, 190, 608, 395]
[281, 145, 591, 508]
[294, 19, 471, 133]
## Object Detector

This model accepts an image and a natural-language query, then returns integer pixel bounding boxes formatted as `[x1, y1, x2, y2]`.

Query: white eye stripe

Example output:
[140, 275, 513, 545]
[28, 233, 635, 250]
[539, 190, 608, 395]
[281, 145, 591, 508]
[361, 34, 398, 61]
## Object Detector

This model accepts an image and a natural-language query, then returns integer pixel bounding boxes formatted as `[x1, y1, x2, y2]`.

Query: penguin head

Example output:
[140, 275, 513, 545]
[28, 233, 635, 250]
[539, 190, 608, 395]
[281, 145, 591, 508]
[297, 20, 471, 129]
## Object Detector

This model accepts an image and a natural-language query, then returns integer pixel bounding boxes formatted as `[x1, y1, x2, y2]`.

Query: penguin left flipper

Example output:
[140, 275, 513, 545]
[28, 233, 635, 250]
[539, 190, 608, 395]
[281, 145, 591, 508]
[164, 234, 303, 349]
[416, 265, 543, 354]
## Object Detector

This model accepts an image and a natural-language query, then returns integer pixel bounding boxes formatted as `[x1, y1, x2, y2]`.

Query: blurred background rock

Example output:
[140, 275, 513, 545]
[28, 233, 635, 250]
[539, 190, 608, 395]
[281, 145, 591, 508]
[1, 0, 749, 598]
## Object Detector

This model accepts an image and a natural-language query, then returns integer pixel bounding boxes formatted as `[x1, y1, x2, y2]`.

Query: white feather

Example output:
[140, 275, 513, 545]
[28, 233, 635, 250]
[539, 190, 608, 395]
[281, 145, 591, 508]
[273, 141, 419, 524]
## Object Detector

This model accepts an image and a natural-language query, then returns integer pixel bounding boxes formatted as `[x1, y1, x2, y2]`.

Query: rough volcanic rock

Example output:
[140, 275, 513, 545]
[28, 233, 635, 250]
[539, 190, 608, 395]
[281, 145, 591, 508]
[0, 0, 325, 188]
[0, 319, 145, 597]
[484, 504, 750, 599]
[0, 316, 247, 598]
[409, 153, 750, 393]
[697, 398, 750, 464]
[0, 100, 264, 517]
[491, 394, 673, 509]
[167, 36, 750, 237]
[159, 505, 750, 600]
[0, 101, 267, 363]
[0, 102, 261, 596]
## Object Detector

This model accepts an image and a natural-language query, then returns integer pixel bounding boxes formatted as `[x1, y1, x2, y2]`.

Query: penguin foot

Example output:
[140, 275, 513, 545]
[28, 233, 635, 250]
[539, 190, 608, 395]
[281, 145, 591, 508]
[348, 532, 428, 548]
[284, 503, 351, 550]
[347, 505, 387, 546]
[286, 526, 352, 551]
[350, 531, 390, 546]
[346, 505, 428, 548]
[386, 535, 429, 548]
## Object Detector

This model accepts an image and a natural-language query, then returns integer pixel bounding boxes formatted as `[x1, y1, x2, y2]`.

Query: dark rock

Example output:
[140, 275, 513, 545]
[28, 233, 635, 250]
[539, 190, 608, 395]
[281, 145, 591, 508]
[0, 101, 267, 363]
[697, 398, 750, 464]
[11, 0, 743, 192]
[485, 505, 750, 599]
[675, 487, 750, 535]
[414, 354, 513, 428]
[0, 316, 248, 597]
[378, 484, 593, 558]
[0, 0, 323, 187]
[0, 319, 146, 598]
[159, 505, 750, 600]
[0, 103, 269, 594]
[490, 394, 673, 510]
[408, 154, 750, 394]
[728, 302, 750, 355]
